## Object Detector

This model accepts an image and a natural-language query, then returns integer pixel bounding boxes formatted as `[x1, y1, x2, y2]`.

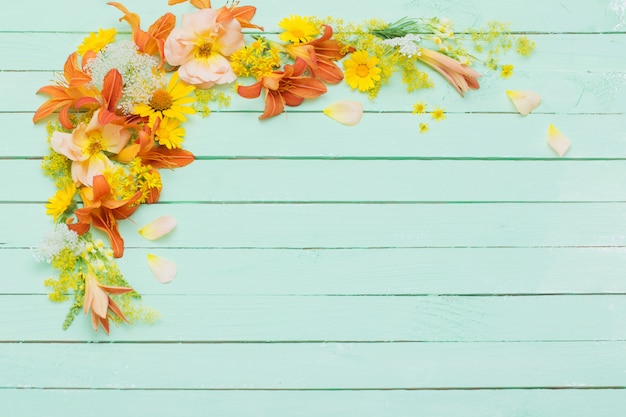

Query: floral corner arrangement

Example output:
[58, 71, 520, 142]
[32, 0, 535, 333]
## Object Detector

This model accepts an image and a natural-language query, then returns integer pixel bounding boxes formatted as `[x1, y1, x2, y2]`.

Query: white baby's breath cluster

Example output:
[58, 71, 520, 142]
[33, 224, 85, 263]
[84, 40, 166, 114]
[382, 34, 422, 57]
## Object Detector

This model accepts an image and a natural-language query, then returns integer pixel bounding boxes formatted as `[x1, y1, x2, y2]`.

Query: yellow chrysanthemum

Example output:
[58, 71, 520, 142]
[46, 183, 76, 222]
[77, 28, 117, 56]
[134, 72, 196, 126]
[500, 64, 514, 79]
[343, 51, 382, 92]
[431, 107, 446, 122]
[278, 15, 320, 44]
[155, 117, 186, 149]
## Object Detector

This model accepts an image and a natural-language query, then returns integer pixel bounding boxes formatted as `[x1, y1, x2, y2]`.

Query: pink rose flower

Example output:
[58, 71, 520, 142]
[164, 8, 244, 88]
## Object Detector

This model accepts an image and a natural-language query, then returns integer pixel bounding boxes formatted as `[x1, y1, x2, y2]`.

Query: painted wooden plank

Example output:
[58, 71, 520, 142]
[2, 295, 626, 342]
[6, 247, 626, 295]
[3, 389, 626, 417]
[1, 342, 625, 388]
[6, 159, 626, 203]
[4, 33, 626, 72]
[1, 0, 624, 33]
[9, 203, 626, 248]
[11, 69, 626, 114]
[7, 113, 626, 159]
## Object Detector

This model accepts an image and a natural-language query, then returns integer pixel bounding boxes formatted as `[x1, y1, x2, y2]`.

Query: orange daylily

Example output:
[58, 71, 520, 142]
[115, 119, 195, 170]
[417, 48, 481, 96]
[284, 25, 352, 84]
[108, 2, 176, 65]
[33, 52, 100, 129]
[67, 175, 142, 258]
[238, 58, 327, 119]
[168, 0, 263, 30]
[83, 267, 133, 333]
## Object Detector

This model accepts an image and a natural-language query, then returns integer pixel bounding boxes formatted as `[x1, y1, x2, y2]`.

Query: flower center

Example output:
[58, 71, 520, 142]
[87, 131, 104, 155]
[290, 29, 305, 40]
[149, 90, 173, 112]
[196, 42, 214, 58]
[356, 64, 370, 78]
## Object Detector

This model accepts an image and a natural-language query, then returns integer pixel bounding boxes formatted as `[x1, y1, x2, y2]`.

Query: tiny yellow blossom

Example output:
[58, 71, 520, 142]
[412, 101, 427, 115]
[419, 123, 429, 134]
[500, 64, 514, 79]
[431, 107, 446, 122]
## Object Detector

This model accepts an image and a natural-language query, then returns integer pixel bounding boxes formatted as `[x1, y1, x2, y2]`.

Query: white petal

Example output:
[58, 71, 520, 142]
[546, 124, 571, 157]
[147, 253, 177, 283]
[138, 216, 177, 240]
[506, 90, 541, 116]
[323, 101, 363, 126]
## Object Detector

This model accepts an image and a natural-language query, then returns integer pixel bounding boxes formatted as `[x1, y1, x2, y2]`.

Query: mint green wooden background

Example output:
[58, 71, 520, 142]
[2, 0, 626, 415]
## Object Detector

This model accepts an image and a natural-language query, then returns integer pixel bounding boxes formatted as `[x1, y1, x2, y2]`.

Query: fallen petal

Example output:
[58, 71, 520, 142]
[506, 90, 541, 116]
[138, 216, 177, 240]
[147, 253, 177, 283]
[323, 101, 364, 126]
[546, 124, 571, 157]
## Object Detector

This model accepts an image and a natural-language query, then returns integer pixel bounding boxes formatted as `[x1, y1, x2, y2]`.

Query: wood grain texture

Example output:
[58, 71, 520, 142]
[2, 0, 625, 414]
[4, 389, 626, 417]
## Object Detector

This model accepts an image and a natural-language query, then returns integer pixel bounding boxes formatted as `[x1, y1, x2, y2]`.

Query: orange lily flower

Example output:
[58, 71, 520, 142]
[108, 2, 176, 66]
[115, 119, 195, 170]
[83, 267, 133, 333]
[238, 58, 327, 119]
[68, 175, 142, 258]
[284, 25, 352, 84]
[417, 48, 481, 96]
[33, 52, 99, 129]
[168, 0, 263, 30]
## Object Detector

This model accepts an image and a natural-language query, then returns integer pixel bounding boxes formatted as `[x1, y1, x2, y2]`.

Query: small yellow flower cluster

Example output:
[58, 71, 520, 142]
[193, 89, 232, 118]
[412, 101, 445, 134]
[129, 159, 162, 203]
[500, 64, 514, 79]
[230, 38, 282, 80]
[44, 248, 81, 302]
[516, 36, 536, 56]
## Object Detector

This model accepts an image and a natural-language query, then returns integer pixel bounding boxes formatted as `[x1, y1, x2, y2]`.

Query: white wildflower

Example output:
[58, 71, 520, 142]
[382, 34, 422, 57]
[84, 40, 166, 115]
[32, 224, 84, 263]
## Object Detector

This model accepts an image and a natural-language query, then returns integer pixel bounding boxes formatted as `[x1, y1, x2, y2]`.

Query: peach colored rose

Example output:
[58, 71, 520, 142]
[164, 8, 244, 88]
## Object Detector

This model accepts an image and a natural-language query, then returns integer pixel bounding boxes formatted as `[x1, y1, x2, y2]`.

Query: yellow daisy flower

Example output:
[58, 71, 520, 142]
[431, 107, 446, 122]
[134, 72, 196, 126]
[278, 15, 320, 44]
[343, 51, 382, 92]
[46, 183, 76, 222]
[77, 28, 116, 56]
[155, 117, 186, 150]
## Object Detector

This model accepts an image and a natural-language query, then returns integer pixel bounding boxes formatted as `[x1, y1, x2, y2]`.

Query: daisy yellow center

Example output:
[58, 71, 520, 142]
[290, 29, 306, 40]
[356, 64, 370, 78]
[87, 132, 104, 155]
[150, 90, 173, 112]
[196, 42, 214, 58]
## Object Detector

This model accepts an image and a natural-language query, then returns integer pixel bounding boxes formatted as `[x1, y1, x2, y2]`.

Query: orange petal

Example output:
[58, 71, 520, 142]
[108, 2, 141, 31]
[324, 101, 363, 126]
[546, 124, 571, 157]
[147, 254, 177, 283]
[138, 216, 177, 240]
[506, 90, 541, 116]
[259, 90, 284, 119]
